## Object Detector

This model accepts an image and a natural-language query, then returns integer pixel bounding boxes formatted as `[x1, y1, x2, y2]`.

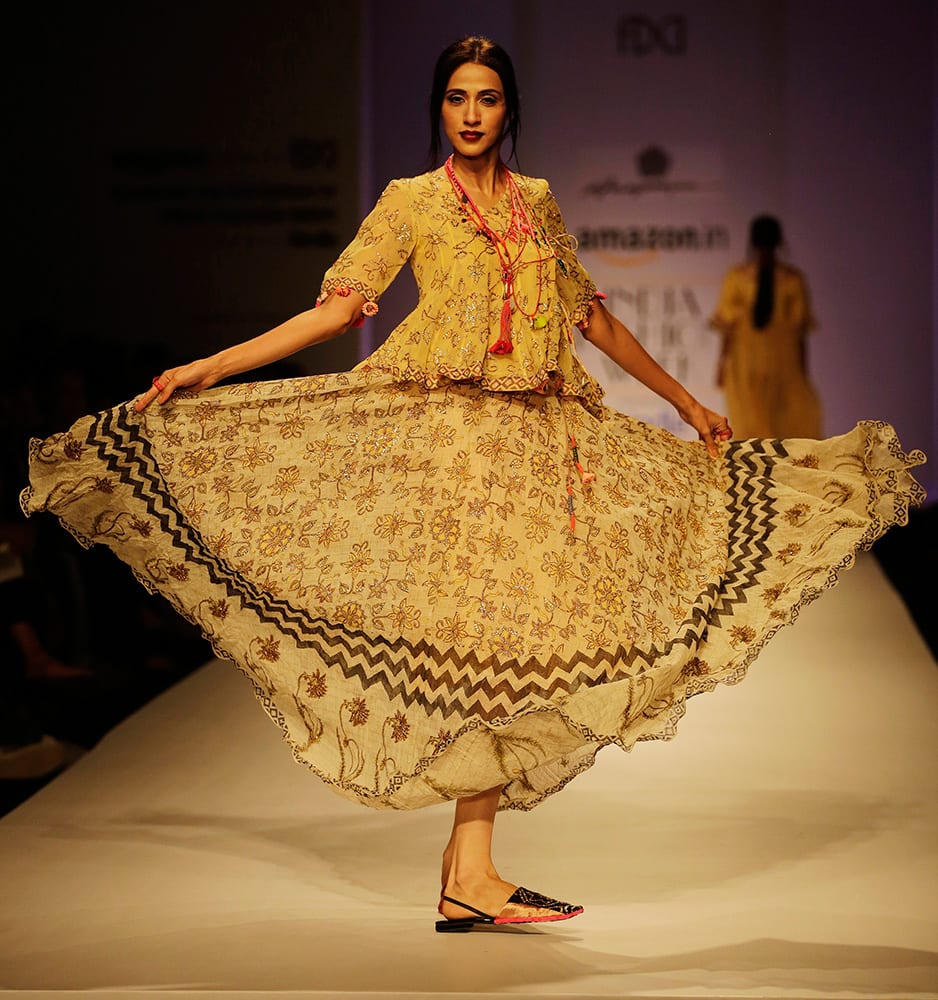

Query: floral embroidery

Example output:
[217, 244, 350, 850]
[429, 729, 452, 751]
[762, 583, 785, 605]
[430, 507, 461, 547]
[180, 448, 218, 478]
[257, 637, 281, 662]
[783, 503, 810, 526]
[729, 625, 757, 645]
[272, 466, 302, 495]
[480, 527, 517, 561]
[348, 697, 370, 727]
[388, 600, 421, 631]
[334, 602, 365, 630]
[490, 625, 524, 659]
[436, 614, 469, 645]
[305, 670, 327, 699]
[130, 516, 152, 536]
[343, 543, 373, 576]
[241, 441, 276, 470]
[530, 451, 561, 487]
[388, 711, 410, 742]
[374, 512, 408, 540]
[593, 576, 626, 616]
[258, 522, 294, 556]
[682, 656, 709, 677]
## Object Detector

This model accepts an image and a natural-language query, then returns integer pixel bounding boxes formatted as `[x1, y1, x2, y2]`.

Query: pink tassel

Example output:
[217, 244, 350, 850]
[489, 299, 515, 355]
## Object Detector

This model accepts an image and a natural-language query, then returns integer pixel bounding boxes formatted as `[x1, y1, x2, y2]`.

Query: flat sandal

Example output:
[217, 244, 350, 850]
[434, 887, 583, 933]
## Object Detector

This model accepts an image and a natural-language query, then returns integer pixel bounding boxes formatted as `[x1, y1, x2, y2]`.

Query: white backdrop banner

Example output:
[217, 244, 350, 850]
[519, 0, 787, 434]
[570, 141, 730, 433]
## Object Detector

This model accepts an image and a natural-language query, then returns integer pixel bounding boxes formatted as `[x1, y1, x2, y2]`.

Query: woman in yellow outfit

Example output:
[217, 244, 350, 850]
[711, 216, 822, 439]
[23, 40, 923, 932]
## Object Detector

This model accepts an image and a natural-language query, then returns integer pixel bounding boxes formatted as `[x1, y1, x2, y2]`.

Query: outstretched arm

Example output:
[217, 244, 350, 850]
[135, 290, 366, 412]
[579, 298, 731, 457]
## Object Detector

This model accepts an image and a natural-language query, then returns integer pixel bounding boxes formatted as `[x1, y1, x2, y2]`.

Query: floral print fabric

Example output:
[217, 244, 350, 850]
[22, 370, 924, 809]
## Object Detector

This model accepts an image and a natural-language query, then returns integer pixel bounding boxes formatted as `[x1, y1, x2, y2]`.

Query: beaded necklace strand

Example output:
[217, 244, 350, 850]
[445, 155, 595, 533]
[445, 155, 557, 355]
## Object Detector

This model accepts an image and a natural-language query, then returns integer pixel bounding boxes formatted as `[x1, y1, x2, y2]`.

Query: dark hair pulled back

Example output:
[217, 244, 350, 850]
[427, 36, 521, 169]
[750, 215, 783, 330]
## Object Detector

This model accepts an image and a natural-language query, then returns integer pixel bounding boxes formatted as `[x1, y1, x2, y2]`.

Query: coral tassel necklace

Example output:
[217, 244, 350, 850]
[444, 155, 555, 354]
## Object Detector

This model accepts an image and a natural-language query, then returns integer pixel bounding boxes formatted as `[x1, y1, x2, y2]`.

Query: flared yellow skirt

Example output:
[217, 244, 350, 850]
[22, 370, 925, 810]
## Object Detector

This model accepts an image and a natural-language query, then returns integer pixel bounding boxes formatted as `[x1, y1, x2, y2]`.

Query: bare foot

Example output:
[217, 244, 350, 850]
[440, 846, 500, 892]
[440, 845, 453, 892]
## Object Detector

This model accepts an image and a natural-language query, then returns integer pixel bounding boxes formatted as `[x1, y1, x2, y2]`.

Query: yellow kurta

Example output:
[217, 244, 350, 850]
[22, 169, 925, 811]
[711, 262, 822, 439]
[319, 169, 603, 411]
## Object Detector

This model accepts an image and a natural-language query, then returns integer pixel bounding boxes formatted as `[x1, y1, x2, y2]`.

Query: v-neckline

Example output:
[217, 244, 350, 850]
[444, 161, 511, 214]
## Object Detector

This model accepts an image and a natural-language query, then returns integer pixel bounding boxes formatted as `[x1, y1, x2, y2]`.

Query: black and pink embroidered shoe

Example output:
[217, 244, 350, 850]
[435, 886, 584, 932]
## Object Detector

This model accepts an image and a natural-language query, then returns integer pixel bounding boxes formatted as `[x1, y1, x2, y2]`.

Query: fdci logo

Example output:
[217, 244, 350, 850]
[616, 15, 687, 56]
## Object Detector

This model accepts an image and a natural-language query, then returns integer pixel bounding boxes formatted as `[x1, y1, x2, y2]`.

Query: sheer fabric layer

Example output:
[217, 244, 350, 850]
[22, 372, 925, 810]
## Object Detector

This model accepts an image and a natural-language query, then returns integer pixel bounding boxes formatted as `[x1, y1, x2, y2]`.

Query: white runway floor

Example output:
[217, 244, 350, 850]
[1, 554, 936, 999]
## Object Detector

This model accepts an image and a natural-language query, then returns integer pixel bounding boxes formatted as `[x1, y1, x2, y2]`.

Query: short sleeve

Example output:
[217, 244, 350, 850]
[710, 269, 744, 334]
[540, 188, 597, 325]
[319, 180, 415, 305]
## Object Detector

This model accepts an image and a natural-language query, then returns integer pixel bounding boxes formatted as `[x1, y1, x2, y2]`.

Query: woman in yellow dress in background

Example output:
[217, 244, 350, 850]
[22, 40, 923, 932]
[711, 215, 822, 439]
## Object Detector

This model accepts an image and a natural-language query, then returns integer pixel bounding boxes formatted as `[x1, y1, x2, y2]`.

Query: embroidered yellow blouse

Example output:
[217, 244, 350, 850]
[319, 167, 604, 413]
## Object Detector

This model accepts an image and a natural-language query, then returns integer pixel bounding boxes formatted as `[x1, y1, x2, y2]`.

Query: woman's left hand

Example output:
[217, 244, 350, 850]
[676, 400, 732, 458]
[135, 358, 220, 412]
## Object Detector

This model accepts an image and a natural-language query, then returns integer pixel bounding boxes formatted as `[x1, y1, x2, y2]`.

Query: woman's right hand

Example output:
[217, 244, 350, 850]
[134, 357, 221, 412]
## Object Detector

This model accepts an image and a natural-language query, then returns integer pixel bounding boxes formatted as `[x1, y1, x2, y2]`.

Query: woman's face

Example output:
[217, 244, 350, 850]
[441, 62, 507, 161]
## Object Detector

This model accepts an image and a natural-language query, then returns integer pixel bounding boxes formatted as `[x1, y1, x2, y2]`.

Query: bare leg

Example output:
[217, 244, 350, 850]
[438, 785, 517, 920]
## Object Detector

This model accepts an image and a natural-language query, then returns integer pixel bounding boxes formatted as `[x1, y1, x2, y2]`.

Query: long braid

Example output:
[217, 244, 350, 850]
[753, 264, 774, 329]
[749, 215, 782, 331]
